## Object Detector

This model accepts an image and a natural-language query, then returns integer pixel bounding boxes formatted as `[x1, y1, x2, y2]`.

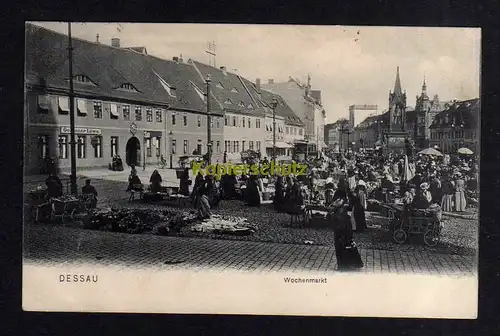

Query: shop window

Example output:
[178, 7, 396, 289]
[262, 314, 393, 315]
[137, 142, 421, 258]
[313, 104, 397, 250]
[256, 141, 261, 151]
[93, 136, 103, 158]
[110, 136, 119, 157]
[39, 135, 50, 159]
[58, 135, 68, 159]
[135, 106, 142, 121]
[146, 108, 153, 122]
[197, 142, 202, 155]
[123, 105, 130, 120]
[249, 141, 254, 150]
[93, 101, 102, 119]
[242, 141, 246, 151]
[77, 136, 86, 159]
[146, 138, 152, 157]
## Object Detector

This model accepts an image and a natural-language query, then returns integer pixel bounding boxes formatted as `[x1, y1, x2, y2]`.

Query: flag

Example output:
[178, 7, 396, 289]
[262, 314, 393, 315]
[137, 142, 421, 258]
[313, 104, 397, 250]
[403, 155, 414, 182]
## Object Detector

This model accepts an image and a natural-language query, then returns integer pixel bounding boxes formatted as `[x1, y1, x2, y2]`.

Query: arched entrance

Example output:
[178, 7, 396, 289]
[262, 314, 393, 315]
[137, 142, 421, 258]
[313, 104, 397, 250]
[125, 137, 141, 167]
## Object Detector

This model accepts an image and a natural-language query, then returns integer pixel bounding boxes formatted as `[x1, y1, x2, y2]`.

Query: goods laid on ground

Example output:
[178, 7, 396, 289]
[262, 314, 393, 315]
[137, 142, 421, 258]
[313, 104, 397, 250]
[190, 215, 255, 235]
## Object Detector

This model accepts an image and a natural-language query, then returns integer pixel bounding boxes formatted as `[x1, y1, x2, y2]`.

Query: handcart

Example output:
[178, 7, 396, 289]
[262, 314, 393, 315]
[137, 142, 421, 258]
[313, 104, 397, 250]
[49, 195, 89, 223]
[381, 203, 443, 247]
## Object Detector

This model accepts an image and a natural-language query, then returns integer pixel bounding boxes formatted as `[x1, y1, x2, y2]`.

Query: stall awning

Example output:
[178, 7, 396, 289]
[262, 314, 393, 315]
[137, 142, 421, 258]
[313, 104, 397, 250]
[110, 103, 119, 117]
[58, 96, 70, 112]
[77, 99, 87, 115]
[37, 94, 50, 109]
[265, 141, 292, 149]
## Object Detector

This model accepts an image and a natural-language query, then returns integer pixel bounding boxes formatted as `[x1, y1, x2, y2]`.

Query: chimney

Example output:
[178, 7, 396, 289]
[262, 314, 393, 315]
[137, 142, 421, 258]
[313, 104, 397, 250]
[96, 34, 100, 43]
[268, 79, 274, 84]
[220, 66, 227, 75]
[179, 54, 184, 63]
[256, 78, 261, 91]
[111, 38, 120, 48]
[173, 56, 179, 62]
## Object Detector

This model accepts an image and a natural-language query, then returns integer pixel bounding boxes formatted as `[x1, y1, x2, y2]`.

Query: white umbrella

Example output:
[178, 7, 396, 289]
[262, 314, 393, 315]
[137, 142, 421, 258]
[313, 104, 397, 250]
[457, 147, 474, 155]
[418, 147, 443, 157]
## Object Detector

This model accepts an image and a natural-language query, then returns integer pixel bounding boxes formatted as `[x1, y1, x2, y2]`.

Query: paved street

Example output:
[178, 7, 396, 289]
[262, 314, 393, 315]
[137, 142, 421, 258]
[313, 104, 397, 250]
[24, 224, 476, 276]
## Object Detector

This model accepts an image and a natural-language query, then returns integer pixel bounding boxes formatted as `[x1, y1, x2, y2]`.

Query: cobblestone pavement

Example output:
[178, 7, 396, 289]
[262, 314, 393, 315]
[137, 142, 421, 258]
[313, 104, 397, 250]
[24, 224, 476, 276]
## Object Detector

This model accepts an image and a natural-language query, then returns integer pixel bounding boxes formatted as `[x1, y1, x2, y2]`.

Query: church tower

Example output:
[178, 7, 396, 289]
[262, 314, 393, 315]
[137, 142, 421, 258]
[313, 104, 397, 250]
[388, 66, 407, 132]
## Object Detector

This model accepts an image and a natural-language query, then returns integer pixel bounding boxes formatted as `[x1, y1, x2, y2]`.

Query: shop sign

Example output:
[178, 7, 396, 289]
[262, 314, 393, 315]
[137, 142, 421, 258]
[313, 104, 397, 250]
[60, 126, 102, 135]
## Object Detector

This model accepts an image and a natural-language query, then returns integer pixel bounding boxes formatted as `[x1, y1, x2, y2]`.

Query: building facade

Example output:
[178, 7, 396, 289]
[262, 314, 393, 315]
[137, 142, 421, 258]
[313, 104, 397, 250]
[261, 75, 326, 150]
[25, 23, 224, 175]
[348, 105, 378, 128]
[429, 98, 479, 154]
[413, 78, 450, 149]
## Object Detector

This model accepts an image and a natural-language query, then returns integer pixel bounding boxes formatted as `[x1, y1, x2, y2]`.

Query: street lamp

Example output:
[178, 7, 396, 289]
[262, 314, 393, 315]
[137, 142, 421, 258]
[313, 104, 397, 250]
[205, 74, 212, 165]
[67, 22, 78, 195]
[169, 130, 173, 169]
[143, 130, 147, 171]
[270, 97, 278, 163]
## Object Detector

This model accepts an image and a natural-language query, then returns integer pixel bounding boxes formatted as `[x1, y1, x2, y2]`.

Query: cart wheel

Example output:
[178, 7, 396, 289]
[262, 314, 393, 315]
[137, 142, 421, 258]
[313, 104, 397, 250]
[393, 229, 407, 244]
[424, 229, 440, 247]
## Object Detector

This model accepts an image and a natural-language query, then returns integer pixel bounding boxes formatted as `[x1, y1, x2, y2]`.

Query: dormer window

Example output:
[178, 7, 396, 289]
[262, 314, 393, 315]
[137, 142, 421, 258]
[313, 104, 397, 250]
[154, 71, 176, 97]
[73, 74, 96, 85]
[118, 83, 140, 92]
[224, 99, 233, 105]
[247, 103, 254, 109]
[191, 82, 206, 102]
[231, 87, 238, 93]
[238, 101, 245, 108]
[216, 83, 224, 89]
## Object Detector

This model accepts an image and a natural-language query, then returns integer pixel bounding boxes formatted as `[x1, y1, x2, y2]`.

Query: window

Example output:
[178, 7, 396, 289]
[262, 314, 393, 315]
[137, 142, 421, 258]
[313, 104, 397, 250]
[234, 141, 239, 153]
[286, 127, 289, 134]
[77, 136, 86, 159]
[256, 141, 261, 152]
[146, 108, 153, 122]
[242, 141, 246, 151]
[58, 135, 68, 159]
[93, 136, 102, 158]
[155, 137, 161, 157]
[210, 118, 214, 128]
[216, 141, 220, 153]
[123, 105, 130, 120]
[299, 129, 303, 135]
[238, 101, 245, 107]
[247, 118, 251, 128]
[247, 103, 254, 109]
[216, 118, 220, 128]
[224, 116, 229, 126]
[156, 109, 162, 123]
[146, 138, 152, 157]
[216, 82, 224, 89]
[135, 106, 142, 121]
[74, 74, 95, 84]
[39, 135, 50, 159]
[197, 115, 202, 128]
[224, 99, 232, 105]
[183, 115, 188, 126]
[93, 101, 102, 119]
[172, 139, 177, 154]
[224, 141, 228, 152]
[249, 141, 254, 150]
[197, 142, 202, 155]
[232, 116, 236, 127]
[111, 136, 119, 157]
[119, 83, 139, 92]
[183, 140, 189, 154]
[256, 119, 261, 128]
[37, 95, 50, 114]
[110, 103, 119, 119]
[231, 88, 238, 93]
[228, 141, 232, 153]
[172, 113, 176, 126]
[242, 117, 246, 127]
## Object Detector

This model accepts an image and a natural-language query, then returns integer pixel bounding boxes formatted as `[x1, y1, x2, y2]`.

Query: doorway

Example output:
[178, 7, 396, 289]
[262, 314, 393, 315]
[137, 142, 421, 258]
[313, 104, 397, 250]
[126, 137, 141, 167]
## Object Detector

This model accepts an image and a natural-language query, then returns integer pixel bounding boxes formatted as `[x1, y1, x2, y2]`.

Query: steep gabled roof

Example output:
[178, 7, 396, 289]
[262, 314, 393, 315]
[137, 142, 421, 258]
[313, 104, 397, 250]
[190, 60, 265, 117]
[259, 88, 304, 127]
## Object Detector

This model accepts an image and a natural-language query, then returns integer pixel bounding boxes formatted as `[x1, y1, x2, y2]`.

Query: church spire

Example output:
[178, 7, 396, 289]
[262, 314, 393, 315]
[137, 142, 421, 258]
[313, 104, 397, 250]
[393, 66, 403, 96]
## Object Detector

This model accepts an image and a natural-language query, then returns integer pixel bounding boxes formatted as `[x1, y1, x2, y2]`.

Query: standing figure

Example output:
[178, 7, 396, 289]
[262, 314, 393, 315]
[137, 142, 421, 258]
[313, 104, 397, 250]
[274, 175, 285, 210]
[441, 176, 454, 212]
[454, 173, 467, 212]
[149, 170, 162, 193]
[179, 167, 191, 196]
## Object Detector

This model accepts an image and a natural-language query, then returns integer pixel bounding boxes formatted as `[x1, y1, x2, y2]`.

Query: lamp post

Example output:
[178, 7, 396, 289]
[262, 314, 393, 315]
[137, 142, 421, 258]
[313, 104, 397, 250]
[169, 130, 173, 169]
[270, 98, 278, 163]
[205, 74, 212, 165]
[67, 22, 77, 195]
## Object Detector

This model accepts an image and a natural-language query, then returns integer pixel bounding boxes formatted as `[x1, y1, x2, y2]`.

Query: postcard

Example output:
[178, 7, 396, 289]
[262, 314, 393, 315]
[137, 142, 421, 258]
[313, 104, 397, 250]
[23, 22, 479, 318]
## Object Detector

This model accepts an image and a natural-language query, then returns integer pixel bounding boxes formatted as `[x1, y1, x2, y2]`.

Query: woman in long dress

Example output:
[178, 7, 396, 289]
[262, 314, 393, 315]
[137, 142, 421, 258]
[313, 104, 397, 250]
[245, 175, 261, 207]
[179, 168, 191, 196]
[274, 175, 285, 210]
[454, 173, 467, 212]
[349, 189, 367, 233]
[441, 176, 454, 212]
[149, 170, 162, 193]
[355, 180, 367, 210]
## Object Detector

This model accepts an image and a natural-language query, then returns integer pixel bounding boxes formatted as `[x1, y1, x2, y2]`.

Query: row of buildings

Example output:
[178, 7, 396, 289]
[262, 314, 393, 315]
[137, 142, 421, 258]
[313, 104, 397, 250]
[25, 23, 326, 175]
[324, 67, 479, 154]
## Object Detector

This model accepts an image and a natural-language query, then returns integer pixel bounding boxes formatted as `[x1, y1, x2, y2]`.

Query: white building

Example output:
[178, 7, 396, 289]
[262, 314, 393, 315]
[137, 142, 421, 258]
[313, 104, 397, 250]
[223, 112, 266, 162]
